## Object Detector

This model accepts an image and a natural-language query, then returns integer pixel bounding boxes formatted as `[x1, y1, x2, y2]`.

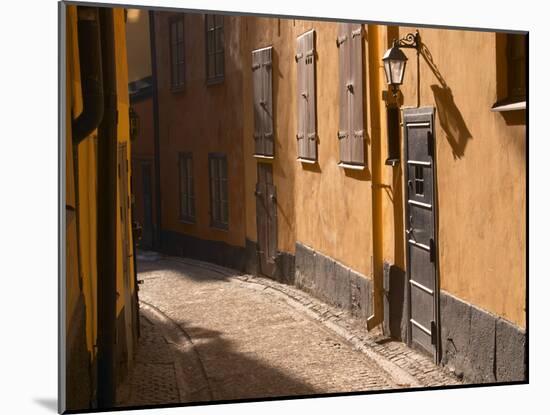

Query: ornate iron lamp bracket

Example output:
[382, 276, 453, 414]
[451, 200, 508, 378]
[394, 30, 421, 50]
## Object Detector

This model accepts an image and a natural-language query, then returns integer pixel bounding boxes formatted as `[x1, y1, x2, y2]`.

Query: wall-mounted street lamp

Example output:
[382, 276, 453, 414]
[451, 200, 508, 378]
[382, 30, 421, 97]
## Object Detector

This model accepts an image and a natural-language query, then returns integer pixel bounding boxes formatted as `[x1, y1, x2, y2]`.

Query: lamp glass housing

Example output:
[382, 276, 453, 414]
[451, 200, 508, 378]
[382, 45, 408, 87]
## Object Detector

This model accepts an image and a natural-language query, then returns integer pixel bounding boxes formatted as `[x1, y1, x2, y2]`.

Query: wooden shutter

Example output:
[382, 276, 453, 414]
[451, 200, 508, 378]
[338, 23, 365, 165]
[296, 30, 316, 161]
[337, 23, 351, 163]
[252, 46, 273, 157]
[349, 24, 364, 164]
[304, 30, 317, 160]
[262, 47, 274, 156]
[252, 49, 263, 155]
[296, 34, 306, 159]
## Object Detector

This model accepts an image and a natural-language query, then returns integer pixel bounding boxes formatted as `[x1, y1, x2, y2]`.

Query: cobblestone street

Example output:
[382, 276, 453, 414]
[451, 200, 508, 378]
[117, 253, 460, 407]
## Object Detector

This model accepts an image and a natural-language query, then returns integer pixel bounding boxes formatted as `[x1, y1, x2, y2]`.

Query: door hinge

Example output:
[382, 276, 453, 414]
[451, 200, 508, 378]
[430, 320, 437, 345]
[429, 238, 436, 263]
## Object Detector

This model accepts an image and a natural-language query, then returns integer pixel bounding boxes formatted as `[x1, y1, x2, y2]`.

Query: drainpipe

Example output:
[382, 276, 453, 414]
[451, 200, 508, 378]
[96, 7, 117, 409]
[149, 10, 162, 251]
[367, 24, 384, 331]
[73, 7, 104, 144]
[72, 6, 105, 406]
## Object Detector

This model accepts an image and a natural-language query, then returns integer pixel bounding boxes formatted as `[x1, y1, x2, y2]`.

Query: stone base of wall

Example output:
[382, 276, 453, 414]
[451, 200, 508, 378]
[159, 231, 526, 384]
[382, 261, 526, 383]
[440, 291, 526, 383]
[161, 230, 247, 272]
[295, 242, 373, 319]
[66, 293, 92, 411]
[245, 238, 295, 284]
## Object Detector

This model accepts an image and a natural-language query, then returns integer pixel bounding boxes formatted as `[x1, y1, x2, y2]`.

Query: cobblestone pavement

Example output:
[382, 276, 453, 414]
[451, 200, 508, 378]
[117, 253, 460, 407]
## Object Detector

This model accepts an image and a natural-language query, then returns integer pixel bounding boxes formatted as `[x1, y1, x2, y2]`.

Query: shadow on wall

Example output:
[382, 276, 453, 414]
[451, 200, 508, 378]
[420, 44, 473, 160]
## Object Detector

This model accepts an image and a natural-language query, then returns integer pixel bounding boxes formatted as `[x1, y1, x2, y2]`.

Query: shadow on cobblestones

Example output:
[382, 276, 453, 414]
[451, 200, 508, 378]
[118, 254, 459, 409]
[118, 305, 321, 408]
[137, 259, 232, 283]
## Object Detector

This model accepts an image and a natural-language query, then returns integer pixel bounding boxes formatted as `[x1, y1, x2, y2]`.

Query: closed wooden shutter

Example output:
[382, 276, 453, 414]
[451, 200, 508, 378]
[338, 23, 365, 166]
[349, 24, 364, 164]
[252, 46, 274, 157]
[296, 34, 306, 159]
[262, 47, 274, 156]
[296, 30, 317, 161]
[252, 49, 263, 155]
[337, 23, 351, 163]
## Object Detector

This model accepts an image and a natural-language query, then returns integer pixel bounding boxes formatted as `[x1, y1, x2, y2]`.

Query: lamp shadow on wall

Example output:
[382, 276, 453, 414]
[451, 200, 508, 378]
[419, 44, 473, 160]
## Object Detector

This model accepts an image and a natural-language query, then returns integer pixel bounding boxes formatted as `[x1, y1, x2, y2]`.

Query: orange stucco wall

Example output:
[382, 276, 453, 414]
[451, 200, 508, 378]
[395, 26, 526, 327]
[154, 12, 247, 248]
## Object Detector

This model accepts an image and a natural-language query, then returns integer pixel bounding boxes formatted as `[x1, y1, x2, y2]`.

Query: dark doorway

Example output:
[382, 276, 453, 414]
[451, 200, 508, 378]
[141, 162, 154, 249]
[403, 107, 440, 362]
[255, 162, 277, 277]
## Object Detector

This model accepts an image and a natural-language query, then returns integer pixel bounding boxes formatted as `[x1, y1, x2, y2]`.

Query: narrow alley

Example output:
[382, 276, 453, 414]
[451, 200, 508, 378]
[117, 252, 460, 407]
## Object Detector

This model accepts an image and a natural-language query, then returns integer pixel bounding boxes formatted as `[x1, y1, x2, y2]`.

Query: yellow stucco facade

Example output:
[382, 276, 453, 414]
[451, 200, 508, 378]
[396, 26, 526, 327]
[65, 5, 138, 409]
[239, 19, 525, 328]
[150, 12, 525, 332]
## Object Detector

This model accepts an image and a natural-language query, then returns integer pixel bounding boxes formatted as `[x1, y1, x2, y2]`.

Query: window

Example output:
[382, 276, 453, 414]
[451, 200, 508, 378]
[507, 34, 526, 101]
[337, 23, 365, 167]
[209, 154, 228, 229]
[170, 16, 185, 90]
[178, 153, 195, 222]
[493, 33, 526, 112]
[414, 166, 424, 196]
[252, 46, 274, 158]
[205, 14, 224, 84]
[295, 29, 317, 162]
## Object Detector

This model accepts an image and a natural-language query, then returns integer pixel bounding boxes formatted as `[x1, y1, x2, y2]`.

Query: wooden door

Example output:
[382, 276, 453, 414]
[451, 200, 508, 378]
[255, 163, 277, 277]
[403, 107, 440, 362]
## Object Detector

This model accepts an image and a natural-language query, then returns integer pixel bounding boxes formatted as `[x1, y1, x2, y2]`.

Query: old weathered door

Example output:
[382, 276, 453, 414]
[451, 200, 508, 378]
[403, 107, 440, 361]
[255, 163, 277, 277]
[141, 162, 153, 249]
[118, 143, 134, 367]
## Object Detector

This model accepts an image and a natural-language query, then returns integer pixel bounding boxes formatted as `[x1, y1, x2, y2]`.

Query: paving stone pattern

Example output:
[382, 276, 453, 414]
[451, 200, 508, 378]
[118, 254, 460, 408]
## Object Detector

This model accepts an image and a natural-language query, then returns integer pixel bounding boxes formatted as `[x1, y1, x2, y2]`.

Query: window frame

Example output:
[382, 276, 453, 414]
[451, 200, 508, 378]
[169, 15, 186, 92]
[178, 152, 195, 223]
[506, 33, 526, 102]
[208, 153, 229, 230]
[492, 33, 527, 112]
[205, 14, 225, 85]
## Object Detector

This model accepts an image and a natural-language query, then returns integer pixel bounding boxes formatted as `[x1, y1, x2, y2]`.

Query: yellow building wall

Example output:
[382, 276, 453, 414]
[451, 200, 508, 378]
[395, 26, 526, 328]
[155, 13, 247, 249]
[114, 7, 134, 318]
[242, 18, 376, 278]
[67, 4, 99, 358]
[241, 17, 298, 255]
[66, 5, 137, 376]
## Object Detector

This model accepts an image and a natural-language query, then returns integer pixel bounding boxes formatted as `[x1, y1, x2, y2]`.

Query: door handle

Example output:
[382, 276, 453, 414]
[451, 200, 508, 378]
[406, 226, 416, 241]
[270, 194, 277, 202]
[255, 190, 262, 196]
